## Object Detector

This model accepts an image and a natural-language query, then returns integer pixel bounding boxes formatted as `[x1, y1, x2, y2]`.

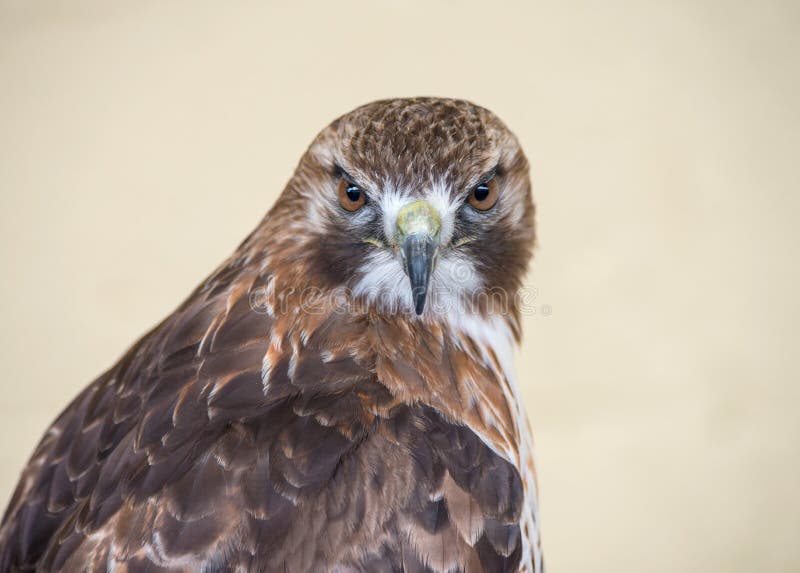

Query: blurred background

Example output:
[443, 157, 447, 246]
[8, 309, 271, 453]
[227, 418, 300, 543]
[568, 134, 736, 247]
[1, 1, 798, 571]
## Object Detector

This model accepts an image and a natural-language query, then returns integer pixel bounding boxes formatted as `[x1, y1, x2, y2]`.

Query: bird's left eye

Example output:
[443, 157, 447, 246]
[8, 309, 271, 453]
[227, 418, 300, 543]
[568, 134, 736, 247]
[337, 178, 366, 211]
[468, 178, 499, 211]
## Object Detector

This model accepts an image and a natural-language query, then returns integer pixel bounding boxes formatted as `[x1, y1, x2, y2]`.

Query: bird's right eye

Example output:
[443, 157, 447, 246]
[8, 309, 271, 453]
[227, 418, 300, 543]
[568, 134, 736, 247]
[337, 178, 366, 211]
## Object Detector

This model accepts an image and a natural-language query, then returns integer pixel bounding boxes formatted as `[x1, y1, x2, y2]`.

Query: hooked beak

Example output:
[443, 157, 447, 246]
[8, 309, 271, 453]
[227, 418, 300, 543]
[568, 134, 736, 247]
[396, 200, 441, 315]
[401, 234, 438, 315]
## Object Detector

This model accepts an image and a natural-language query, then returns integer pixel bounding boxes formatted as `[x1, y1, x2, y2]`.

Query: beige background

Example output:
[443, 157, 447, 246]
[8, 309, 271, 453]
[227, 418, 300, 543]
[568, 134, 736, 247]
[1, 1, 798, 571]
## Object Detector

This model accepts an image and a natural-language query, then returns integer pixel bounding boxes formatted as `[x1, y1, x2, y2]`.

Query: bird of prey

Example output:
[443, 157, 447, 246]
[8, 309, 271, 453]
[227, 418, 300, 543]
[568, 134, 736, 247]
[0, 98, 542, 572]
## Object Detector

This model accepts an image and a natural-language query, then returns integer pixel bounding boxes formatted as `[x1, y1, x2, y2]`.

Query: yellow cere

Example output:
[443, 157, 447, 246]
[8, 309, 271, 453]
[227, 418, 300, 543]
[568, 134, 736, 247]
[395, 200, 441, 239]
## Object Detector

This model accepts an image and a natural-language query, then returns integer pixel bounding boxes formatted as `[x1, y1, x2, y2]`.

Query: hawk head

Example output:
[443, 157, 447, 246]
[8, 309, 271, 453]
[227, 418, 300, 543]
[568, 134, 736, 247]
[258, 98, 535, 322]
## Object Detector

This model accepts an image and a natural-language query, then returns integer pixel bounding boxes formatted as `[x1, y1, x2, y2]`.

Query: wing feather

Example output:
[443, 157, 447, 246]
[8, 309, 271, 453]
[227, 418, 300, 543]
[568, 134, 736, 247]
[0, 253, 531, 572]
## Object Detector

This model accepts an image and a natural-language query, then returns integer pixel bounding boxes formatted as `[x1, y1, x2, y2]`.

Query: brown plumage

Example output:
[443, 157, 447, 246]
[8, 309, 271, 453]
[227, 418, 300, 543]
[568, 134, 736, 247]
[0, 98, 542, 572]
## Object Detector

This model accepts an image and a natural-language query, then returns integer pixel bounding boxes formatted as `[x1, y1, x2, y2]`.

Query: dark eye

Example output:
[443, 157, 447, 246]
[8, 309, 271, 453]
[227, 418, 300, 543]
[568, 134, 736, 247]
[468, 178, 499, 211]
[337, 178, 366, 211]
